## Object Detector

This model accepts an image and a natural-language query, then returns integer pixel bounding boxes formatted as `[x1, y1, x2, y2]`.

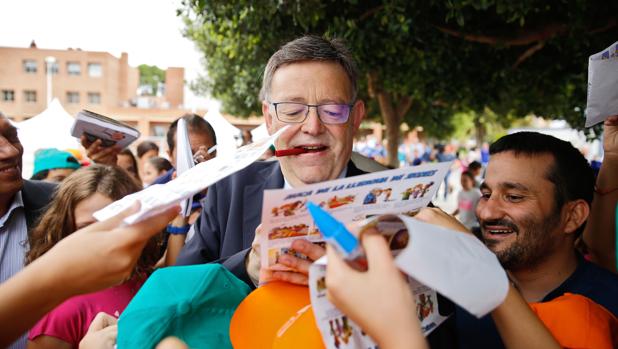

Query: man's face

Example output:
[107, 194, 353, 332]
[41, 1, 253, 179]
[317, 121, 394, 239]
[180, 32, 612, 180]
[0, 116, 23, 199]
[476, 152, 563, 270]
[169, 130, 215, 168]
[263, 61, 364, 187]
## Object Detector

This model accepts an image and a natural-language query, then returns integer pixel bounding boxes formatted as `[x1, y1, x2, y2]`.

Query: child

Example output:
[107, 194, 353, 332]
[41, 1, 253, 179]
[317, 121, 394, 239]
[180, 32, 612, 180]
[26, 165, 161, 349]
[452, 171, 481, 230]
[142, 156, 173, 187]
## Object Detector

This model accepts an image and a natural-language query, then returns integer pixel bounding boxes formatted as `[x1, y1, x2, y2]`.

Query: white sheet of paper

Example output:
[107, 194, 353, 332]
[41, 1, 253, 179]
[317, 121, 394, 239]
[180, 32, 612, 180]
[394, 216, 508, 317]
[308, 215, 509, 349]
[93, 126, 289, 224]
[585, 41, 618, 127]
[176, 118, 194, 217]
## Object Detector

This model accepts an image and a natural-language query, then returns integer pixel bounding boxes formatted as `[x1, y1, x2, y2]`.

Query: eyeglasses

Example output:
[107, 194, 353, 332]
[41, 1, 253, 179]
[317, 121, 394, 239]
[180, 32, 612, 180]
[269, 101, 354, 125]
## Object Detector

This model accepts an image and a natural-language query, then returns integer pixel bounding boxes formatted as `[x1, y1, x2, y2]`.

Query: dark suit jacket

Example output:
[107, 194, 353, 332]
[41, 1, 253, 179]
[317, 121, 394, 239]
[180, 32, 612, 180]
[176, 160, 366, 285]
[21, 179, 56, 231]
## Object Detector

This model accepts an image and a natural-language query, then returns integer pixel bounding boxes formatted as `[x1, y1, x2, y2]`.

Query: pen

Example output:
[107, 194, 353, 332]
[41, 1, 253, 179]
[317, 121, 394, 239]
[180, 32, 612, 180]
[307, 202, 368, 271]
[275, 148, 307, 157]
[193, 145, 217, 164]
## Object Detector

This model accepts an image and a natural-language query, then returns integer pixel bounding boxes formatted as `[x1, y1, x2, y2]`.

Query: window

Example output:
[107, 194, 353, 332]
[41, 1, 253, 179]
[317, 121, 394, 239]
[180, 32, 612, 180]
[2, 90, 15, 102]
[88, 63, 102, 77]
[150, 123, 168, 137]
[88, 92, 101, 104]
[66, 91, 80, 104]
[46, 61, 59, 74]
[23, 60, 37, 73]
[67, 62, 81, 75]
[24, 90, 37, 103]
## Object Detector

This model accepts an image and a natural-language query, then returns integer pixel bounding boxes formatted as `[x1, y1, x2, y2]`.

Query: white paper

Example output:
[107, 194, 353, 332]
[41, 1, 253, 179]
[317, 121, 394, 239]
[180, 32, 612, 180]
[93, 126, 289, 224]
[175, 118, 195, 217]
[309, 255, 448, 349]
[585, 41, 618, 127]
[394, 216, 509, 318]
[259, 162, 452, 272]
[308, 215, 509, 349]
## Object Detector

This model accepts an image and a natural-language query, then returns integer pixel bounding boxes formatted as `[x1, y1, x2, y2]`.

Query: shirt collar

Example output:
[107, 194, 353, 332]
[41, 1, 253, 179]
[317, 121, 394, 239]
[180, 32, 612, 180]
[0, 191, 24, 228]
[541, 253, 586, 302]
[283, 167, 348, 189]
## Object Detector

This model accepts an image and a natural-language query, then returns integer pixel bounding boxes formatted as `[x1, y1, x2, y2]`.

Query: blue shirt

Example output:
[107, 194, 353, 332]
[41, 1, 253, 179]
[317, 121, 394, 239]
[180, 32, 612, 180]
[0, 192, 29, 349]
[455, 255, 618, 349]
[151, 168, 175, 185]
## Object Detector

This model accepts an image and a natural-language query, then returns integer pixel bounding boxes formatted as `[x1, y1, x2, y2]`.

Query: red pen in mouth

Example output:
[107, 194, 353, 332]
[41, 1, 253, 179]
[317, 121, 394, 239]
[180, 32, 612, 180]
[275, 145, 328, 157]
[275, 148, 307, 157]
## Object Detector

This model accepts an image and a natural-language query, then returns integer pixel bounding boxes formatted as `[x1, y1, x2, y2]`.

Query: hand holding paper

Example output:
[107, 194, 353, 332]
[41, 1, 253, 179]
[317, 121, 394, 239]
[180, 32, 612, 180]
[260, 239, 325, 286]
[326, 232, 427, 349]
[394, 216, 509, 317]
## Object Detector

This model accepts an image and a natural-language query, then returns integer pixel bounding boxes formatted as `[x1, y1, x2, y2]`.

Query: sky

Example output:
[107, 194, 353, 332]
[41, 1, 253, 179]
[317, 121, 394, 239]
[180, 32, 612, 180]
[0, 0, 212, 108]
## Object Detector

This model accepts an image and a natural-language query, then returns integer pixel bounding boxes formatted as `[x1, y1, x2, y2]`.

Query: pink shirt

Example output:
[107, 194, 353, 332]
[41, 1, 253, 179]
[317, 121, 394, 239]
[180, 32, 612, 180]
[29, 277, 144, 347]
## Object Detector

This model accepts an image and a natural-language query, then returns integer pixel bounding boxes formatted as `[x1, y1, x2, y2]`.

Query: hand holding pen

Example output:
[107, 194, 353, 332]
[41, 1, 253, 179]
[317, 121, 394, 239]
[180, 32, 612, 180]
[192, 145, 217, 164]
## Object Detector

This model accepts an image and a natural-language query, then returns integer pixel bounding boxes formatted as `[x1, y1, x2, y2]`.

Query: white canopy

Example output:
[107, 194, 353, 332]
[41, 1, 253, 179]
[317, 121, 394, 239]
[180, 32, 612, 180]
[16, 98, 80, 178]
[250, 123, 269, 141]
[203, 106, 242, 159]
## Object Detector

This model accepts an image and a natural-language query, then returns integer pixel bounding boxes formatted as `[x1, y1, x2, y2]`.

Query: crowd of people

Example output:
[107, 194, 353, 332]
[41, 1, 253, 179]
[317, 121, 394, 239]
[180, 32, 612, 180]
[0, 35, 617, 349]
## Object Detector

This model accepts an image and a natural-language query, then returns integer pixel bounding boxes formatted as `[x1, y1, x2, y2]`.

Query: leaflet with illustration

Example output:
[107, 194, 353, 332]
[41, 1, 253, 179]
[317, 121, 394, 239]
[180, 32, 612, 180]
[308, 215, 509, 349]
[310, 258, 449, 349]
[259, 162, 452, 272]
[586, 41, 618, 127]
[93, 126, 289, 225]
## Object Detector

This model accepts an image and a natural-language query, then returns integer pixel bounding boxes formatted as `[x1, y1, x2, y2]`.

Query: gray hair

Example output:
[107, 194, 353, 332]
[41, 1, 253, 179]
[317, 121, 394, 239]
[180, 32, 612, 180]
[260, 35, 358, 101]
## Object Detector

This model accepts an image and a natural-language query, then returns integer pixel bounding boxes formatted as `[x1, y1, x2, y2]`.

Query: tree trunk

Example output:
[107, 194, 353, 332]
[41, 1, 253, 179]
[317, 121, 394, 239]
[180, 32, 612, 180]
[474, 116, 485, 146]
[367, 71, 413, 168]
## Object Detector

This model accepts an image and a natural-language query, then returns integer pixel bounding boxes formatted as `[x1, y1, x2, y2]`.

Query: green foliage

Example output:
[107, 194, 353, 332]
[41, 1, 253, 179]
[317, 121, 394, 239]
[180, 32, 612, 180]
[179, 0, 617, 138]
[138, 64, 166, 96]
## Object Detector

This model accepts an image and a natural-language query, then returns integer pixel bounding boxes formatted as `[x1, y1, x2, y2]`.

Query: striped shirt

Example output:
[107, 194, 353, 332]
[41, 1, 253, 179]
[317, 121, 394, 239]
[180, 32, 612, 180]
[0, 191, 29, 349]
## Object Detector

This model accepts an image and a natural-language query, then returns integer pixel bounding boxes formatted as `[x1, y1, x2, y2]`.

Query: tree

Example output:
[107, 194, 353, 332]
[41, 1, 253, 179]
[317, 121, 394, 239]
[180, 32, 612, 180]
[138, 64, 166, 96]
[180, 0, 617, 167]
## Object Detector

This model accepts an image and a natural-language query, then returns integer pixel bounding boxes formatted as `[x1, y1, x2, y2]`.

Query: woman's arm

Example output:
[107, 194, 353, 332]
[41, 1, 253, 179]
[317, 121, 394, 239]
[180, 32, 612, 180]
[164, 215, 191, 266]
[28, 336, 72, 349]
[583, 116, 618, 273]
[491, 285, 559, 349]
[0, 203, 178, 347]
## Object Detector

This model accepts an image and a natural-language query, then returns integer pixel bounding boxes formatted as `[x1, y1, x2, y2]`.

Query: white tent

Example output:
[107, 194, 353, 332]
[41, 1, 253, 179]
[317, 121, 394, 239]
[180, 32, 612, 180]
[15, 98, 80, 178]
[250, 123, 269, 141]
[203, 106, 242, 159]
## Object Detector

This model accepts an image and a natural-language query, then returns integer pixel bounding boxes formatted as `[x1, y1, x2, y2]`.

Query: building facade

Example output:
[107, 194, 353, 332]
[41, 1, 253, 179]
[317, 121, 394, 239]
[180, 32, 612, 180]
[1, 44, 143, 117]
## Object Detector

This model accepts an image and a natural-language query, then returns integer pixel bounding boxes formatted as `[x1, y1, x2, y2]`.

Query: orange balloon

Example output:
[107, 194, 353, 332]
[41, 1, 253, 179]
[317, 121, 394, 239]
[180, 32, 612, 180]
[230, 282, 324, 348]
[272, 304, 325, 349]
[530, 293, 618, 349]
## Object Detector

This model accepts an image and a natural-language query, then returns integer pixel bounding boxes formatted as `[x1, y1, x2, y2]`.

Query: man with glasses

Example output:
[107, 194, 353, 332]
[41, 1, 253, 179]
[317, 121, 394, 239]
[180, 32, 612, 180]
[176, 35, 367, 287]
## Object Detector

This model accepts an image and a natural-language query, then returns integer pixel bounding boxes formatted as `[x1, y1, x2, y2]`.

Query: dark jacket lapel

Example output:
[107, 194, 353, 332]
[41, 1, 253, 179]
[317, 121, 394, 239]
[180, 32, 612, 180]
[21, 180, 56, 231]
[346, 160, 367, 177]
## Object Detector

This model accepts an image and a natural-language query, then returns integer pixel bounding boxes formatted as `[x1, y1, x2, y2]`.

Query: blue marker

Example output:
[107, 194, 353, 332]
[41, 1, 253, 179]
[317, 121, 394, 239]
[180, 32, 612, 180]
[307, 202, 368, 271]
